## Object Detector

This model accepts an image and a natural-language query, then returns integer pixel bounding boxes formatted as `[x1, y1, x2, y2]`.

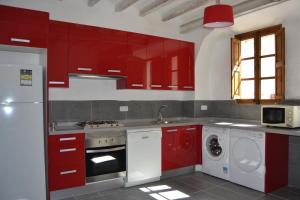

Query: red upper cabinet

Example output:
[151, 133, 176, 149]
[118, 33, 149, 89]
[98, 28, 128, 77]
[68, 24, 100, 75]
[164, 39, 180, 90]
[0, 5, 49, 48]
[179, 42, 195, 90]
[48, 21, 69, 88]
[147, 36, 165, 90]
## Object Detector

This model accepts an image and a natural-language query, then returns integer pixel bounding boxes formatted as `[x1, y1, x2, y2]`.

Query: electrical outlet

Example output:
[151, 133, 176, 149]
[120, 106, 128, 112]
[201, 105, 208, 111]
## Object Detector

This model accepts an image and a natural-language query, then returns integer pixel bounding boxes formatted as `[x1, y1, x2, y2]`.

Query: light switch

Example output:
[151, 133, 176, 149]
[120, 106, 128, 112]
[201, 105, 208, 111]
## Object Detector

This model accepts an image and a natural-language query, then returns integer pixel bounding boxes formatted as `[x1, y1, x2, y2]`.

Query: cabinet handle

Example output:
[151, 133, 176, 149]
[49, 81, 65, 85]
[60, 170, 77, 175]
[77, 67, 92, 71]
[168, 85, 178, 88]
[151, 85, 162, 88]
[186, 128, 197, 131]
[11, 38, 30, 43]
[142, 136, 149, 139]
[59, 137, 76, 142]
[60, 148, 77, 153]
[107, 69, 121, 73]
[183, 86, 193, 89]
[167, 129, 178, 133]
[131, 84, 144, 87]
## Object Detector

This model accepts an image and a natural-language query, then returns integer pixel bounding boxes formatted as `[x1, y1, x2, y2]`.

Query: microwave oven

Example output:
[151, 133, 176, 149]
[261, 105, 300, 128]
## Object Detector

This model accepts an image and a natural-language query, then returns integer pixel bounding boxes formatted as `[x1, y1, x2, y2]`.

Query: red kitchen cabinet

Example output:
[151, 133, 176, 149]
[162, 125, 202, 171]
[48, 133, 85, 191]
[178, 42, 195, 91]
[148, 36, 165, 90]
[265, 133, 289, 193]
[68, 24, 100, 75]
[0, 5, 49, 48]
[48, 21, 69, 88]
[162, 127, 180, 171]
[117, 33, 149, 89]
[164, 39, 180, 90]
[179, 125, 202, 167]
[98, 28, 128, 77]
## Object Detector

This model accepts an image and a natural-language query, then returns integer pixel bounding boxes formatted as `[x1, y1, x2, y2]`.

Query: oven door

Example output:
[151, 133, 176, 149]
[262, 107, 285, 124]
[85, 145, 126, 182]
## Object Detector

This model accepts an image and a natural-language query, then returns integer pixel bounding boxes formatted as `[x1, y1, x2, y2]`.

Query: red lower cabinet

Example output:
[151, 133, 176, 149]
[265, 133, 289, 193]
[48, 133, 85, 191]
[162, 125, 202, 171]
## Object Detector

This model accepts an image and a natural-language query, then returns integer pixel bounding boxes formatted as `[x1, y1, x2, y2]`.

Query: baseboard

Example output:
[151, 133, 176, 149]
[195, 164, 202, 172]
[124, 177, 161, 187]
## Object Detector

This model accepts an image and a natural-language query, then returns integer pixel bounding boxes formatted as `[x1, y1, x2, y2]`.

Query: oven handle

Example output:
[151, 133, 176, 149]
[86, 146, 125, 154]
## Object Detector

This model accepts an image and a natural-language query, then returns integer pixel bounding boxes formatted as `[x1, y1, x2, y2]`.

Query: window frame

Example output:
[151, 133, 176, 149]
[231, 24, 285, 104]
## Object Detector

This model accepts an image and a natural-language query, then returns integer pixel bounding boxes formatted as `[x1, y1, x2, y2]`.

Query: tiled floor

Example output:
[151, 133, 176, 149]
[63, 172, 300, 200]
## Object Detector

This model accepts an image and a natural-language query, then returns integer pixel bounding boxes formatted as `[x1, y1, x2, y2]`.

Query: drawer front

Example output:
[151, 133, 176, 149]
[49, 144, 85, 165]
[48, 133, 84, 149]
[48, 161, 85, 191]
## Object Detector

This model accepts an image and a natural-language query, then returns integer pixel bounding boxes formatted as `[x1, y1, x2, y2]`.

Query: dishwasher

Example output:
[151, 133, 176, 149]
[125, 128, 162, 187]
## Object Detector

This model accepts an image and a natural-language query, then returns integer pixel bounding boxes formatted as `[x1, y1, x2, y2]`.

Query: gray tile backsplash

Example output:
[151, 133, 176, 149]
[50, 101, 92, 122]
[194, 100, 261, 120]
[50, 100, 185, 122]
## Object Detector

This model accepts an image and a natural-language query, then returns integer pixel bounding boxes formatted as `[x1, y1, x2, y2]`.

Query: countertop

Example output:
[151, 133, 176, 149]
[49, 117, 300, 137]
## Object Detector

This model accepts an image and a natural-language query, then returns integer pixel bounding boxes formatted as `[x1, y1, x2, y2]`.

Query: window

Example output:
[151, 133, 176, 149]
[231, 25, 285, 104]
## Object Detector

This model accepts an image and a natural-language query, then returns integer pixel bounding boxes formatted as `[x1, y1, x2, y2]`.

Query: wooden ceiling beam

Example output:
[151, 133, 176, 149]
[115, 0, 139, 12]
[88, 0, 101, 7]
[139, 0, 173, 17]
[162, 0, 211, 22]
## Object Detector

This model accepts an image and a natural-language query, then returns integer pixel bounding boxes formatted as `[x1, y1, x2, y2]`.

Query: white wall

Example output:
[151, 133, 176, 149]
[195, 0, 300, 100]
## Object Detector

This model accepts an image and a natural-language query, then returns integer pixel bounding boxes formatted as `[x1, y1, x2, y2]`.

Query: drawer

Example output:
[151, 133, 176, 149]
[181, 125, 199, 133]
[162, 127, 180, 134]
[48, 133, 84, 149]
[48, 161, 85, 191]
[48, 145, 85, 165]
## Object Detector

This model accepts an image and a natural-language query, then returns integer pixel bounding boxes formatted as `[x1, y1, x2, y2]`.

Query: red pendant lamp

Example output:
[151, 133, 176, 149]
[203, 0, 234, 28]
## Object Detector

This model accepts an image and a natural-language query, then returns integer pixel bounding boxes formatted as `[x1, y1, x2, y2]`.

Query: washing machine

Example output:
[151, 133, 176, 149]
[202, 126, 230, 180]
[229, 129, 265, 192]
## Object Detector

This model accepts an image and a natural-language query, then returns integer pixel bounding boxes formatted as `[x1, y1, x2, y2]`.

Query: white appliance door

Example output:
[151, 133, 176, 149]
[0, 103, 46, 200]
[126, 128, 162, 187]
[229, 132, 265, 192]
[0, 64, 43, 103]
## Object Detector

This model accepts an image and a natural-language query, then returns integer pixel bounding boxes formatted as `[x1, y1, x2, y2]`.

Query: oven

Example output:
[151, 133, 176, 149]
[85, 130, 126, 183]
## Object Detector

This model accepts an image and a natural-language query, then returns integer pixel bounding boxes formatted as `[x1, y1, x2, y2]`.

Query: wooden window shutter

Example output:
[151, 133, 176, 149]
[231, 38, 241, 99]
[275, 27, 285, 100]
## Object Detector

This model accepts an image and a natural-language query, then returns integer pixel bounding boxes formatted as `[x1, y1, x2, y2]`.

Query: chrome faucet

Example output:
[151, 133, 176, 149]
[157, 105, 168, 124]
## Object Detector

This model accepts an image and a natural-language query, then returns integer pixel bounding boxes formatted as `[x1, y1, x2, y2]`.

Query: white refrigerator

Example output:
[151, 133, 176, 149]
[0, 64, 47, 200]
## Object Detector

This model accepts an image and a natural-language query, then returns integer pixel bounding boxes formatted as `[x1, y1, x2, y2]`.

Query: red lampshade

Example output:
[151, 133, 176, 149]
[203, 4, 234, 28]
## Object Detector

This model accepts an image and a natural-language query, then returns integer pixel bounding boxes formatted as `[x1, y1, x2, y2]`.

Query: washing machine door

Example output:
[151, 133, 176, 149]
[231, 137, 262, 172]
[205, 134, 225, 161]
